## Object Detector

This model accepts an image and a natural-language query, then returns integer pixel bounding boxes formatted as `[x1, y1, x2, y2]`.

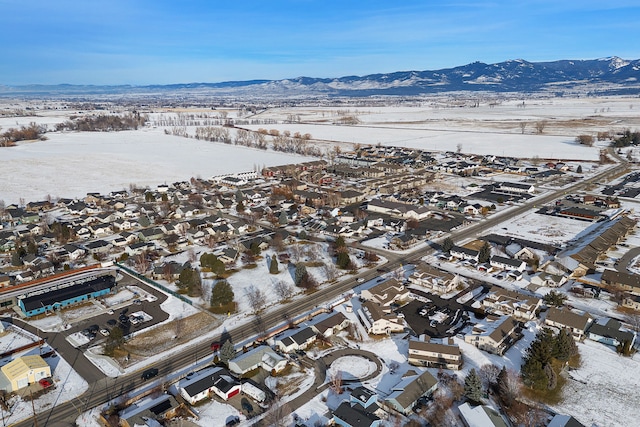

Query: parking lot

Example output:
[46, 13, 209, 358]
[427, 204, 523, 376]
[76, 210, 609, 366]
[399, 287, 486, 338]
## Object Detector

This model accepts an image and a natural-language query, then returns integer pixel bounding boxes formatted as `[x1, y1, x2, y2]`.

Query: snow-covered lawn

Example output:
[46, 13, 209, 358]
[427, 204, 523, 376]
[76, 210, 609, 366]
[327, 356, 377, 380]
[551, 340, 640, 427]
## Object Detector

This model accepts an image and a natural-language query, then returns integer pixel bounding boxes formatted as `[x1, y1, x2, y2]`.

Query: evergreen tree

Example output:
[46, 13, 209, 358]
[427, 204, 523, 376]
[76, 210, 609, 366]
[521, 357, 548, 390]
[177, 267, 201, 294]
[336, 251, 351, 269]
[220, 339, 235, 365]
[478, 241, 492, 263]
[210, 280, 234, 307]
[464, 368, 483, 403]
[236, 200, 245, 213]
[553, 329, 577, 361]
[543, 290, 567, 307]
[269, 254, 279, 274]
[576, 165, 583, 173]
[294, 263, 308, 287]
[441, 237, 454, 253]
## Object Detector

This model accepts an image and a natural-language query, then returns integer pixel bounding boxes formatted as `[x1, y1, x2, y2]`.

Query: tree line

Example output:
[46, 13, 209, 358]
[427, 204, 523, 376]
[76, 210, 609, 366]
[55, 112, 147, 132]
[0, 122, 47, 147]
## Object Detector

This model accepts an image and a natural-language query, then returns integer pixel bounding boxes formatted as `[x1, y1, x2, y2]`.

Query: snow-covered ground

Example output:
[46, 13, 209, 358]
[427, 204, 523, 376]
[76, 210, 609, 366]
[0, 128, 315, 204]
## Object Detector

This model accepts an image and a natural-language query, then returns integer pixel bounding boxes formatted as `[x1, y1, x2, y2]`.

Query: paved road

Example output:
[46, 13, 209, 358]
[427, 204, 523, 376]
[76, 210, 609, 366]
[16, 155, 631, 426]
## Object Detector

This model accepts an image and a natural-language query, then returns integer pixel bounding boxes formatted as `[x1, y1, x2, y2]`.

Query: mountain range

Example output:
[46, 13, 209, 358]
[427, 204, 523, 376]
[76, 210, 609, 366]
[2, 57, 639, 98]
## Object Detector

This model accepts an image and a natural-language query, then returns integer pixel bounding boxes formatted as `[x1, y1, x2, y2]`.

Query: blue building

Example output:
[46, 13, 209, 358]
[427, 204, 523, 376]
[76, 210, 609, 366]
[17, 275, 116, 317]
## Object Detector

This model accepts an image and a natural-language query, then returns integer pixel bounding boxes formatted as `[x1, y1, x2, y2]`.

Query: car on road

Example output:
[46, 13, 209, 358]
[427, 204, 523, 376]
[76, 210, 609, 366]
[211, 341, 221, 352]
[141, 368, 159, 380]
[357, 278, 365, 283]
[133, 299, 142, 305]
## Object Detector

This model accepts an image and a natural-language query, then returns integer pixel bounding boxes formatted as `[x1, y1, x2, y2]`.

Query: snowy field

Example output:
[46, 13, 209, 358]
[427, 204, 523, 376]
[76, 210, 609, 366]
[0, 128, 315, 204]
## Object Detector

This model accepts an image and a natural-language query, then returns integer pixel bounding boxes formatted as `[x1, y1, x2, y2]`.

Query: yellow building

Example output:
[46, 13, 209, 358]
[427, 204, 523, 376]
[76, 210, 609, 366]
[1, 355, 51, 391]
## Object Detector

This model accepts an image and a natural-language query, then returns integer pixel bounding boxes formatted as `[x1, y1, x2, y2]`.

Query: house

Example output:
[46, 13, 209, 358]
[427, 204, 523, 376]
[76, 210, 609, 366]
[464, 315, 522, 355]
[407, 336, 462, 370]
[84, 239, 113, 255]
[622, 294, 640, 311]
[458, 402, 509, 427]
[482, 286, 542, 320]
[489, 255, 526, 272]
[0, 355, 51, 392]
[547, 414, 587, 427]
[544, 307, 593, 341]
[333, 401, 382, 427]
[358, 301, 405, 335]
[450, 246, 479, 262]
[360, 279, 411, 307]
[587, 318, 636, 348]
[529, 272, 568, 288]
[178, 366, 227, 404]
[228, 345, 287, 375]
[384, 369, 438, 415]
[408, 264, 459, 295]
[310, 312, 350, 338]
[274, 327, 317, 353]
[601, 269, 640, 296]
[118, 394, 187, 427]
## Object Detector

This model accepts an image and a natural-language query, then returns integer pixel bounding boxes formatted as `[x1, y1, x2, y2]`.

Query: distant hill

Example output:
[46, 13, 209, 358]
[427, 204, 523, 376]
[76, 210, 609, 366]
[2, 57, 640, 98]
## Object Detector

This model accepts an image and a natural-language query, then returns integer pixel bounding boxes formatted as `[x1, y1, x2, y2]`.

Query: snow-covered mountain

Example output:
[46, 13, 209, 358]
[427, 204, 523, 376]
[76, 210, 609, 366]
[3, 57, 640, 98]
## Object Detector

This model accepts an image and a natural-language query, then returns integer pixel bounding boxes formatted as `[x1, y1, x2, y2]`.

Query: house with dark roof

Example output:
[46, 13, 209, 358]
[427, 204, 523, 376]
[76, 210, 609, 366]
[274, 327, 317, 353]
[450, 246, 479, 261]
[490, 255, 526, 272]
[587, 318, 636, 348]
[333, 401, 382, 427]
[601, 269, 640, 296]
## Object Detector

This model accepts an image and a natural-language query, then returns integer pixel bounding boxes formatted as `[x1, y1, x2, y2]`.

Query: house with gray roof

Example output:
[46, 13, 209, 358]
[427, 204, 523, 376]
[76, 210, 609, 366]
[544, 307, 593, 341]
[384, 369, 437, 415]
[227, 345, 287, 376]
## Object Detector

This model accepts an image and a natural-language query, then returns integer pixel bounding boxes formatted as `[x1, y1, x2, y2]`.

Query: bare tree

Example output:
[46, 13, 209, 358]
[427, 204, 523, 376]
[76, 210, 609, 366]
[273, 280, 294, 300]
[134, 252, 150, 274]
[534, 120, 547, 134]
[456, 143, 463, 153]
[329, 370, 343, 394]
[479, 364, 500, 390]
[519, 122, 527, 134]
[245, 285, 265, 313]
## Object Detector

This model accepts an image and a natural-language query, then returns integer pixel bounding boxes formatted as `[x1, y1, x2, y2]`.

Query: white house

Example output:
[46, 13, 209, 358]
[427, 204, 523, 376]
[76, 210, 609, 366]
[228, 345, 287, 376]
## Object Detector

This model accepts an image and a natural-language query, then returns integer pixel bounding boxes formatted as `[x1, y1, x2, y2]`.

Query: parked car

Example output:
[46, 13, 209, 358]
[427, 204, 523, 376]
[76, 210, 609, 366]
[99, 329, 110, 337]
[39, 378, 52, 388]
[107, 319, 117, 327]
[107, 309, 114, 315]
[141, 368, 159, 380]
[241, 397, 254, 413]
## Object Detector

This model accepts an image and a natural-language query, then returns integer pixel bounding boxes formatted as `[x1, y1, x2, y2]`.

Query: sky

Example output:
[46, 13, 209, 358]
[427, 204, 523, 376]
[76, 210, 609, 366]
[1, 0, 639, 85]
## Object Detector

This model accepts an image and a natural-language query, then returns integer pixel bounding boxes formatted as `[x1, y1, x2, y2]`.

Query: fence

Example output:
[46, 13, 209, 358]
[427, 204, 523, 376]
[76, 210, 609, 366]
[115, 263, 192, 306]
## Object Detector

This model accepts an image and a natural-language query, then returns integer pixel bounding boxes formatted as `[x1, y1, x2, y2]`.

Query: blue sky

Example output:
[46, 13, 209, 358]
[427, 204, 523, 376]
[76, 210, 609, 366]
[1, 0, 638, 85]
